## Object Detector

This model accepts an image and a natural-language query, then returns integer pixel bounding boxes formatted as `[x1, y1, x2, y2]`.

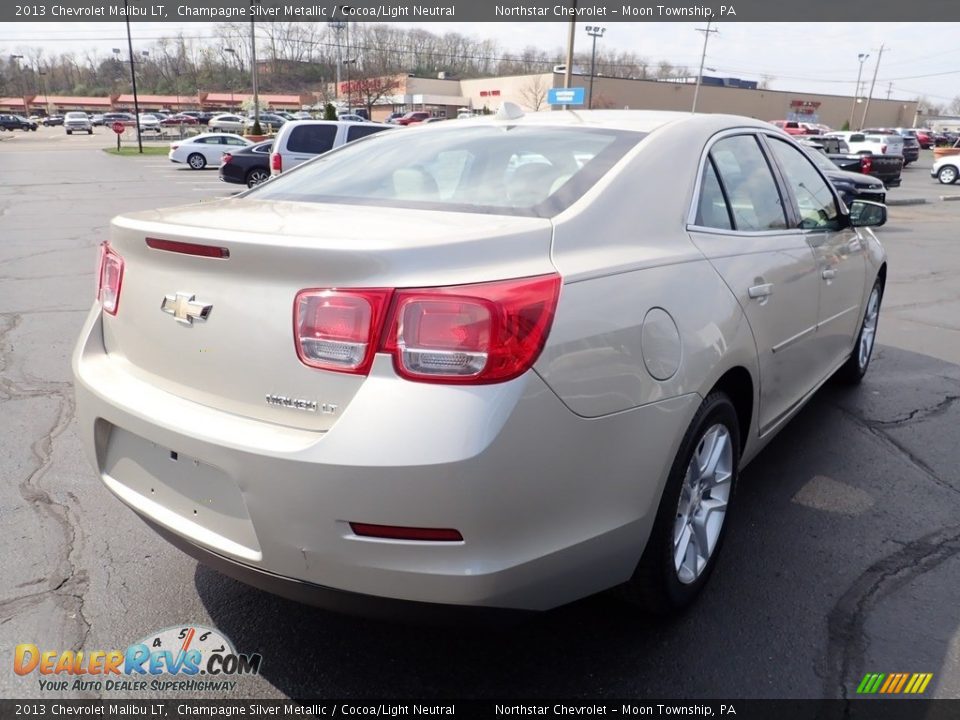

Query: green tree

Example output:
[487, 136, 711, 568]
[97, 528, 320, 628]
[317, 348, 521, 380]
[323, 102, 337, 120]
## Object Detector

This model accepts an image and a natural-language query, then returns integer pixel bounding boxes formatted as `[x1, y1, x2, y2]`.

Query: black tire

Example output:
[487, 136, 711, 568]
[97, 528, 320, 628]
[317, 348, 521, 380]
[836, 278, 883, 384]
[87, 129, 93, 135]
[620, 392, 741, 614]
[246, 168, 270, 187]
[66, 130, 72, 135]
[187, 153, 207, 170]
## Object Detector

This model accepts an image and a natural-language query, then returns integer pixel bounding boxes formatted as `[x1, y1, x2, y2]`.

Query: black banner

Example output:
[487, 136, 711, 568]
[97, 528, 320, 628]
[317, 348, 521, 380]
[4, 0, 960, 23]
[2, 700, 960, 720]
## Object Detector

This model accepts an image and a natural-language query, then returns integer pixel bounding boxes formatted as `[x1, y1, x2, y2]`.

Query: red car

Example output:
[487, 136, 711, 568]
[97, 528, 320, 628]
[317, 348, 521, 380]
[396, 111, 431, 126]
[160, 114, 199, 126]
[914, 129, 934, 149]
[769, 120, 811, 136]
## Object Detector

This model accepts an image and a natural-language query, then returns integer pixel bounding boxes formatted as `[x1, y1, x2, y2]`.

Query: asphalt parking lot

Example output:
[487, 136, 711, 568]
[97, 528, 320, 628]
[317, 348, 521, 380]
[1, 127, 959, 700]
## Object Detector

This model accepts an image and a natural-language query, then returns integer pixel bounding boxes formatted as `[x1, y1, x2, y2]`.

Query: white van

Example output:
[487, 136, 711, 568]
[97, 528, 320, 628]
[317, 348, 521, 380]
[269, 120, 395, 176]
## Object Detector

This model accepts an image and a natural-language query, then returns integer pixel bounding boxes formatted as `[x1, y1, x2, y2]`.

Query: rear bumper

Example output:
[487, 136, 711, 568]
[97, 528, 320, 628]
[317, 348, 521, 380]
[72, 306, 697, 612]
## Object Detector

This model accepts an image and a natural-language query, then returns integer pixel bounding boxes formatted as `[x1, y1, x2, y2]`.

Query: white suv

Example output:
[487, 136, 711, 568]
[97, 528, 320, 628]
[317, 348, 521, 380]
[64, 112, 93, 135]
[270, 120, 395, 176]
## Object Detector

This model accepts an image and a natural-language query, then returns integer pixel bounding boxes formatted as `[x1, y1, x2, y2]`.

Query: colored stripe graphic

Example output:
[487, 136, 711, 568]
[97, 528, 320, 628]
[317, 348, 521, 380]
[856, 672, 933, 694]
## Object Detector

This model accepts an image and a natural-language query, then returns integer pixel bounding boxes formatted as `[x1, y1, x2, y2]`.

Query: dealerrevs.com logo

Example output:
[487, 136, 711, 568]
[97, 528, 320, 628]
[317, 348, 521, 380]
[14, 625, 262, 693]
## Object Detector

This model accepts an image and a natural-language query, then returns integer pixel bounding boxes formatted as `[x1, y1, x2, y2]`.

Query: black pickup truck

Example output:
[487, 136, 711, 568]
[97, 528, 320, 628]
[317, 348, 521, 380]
[801, 135, 902, 188]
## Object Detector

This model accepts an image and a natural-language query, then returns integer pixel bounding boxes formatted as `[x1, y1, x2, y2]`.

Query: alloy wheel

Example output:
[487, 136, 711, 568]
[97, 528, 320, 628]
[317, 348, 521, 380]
[673, 424, 733, 584]
[858, 286, 880, 370]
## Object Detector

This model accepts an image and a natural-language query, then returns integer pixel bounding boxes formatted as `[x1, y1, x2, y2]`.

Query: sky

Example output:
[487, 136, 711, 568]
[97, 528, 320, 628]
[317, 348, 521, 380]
[1, 21, 959, 106]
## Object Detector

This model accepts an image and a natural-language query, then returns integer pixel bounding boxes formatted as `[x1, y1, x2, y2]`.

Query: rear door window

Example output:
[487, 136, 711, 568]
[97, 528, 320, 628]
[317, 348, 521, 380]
[287, 125, 338, 154]
[346, 125, 388, 142]
[709, 135, 787, 232]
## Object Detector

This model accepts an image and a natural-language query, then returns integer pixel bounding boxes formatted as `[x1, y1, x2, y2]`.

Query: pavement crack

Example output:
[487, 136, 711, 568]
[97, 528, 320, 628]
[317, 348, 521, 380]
[823, 525, 960, 700]
[872, 394, 960, 427]
[833, 403, 959, 497]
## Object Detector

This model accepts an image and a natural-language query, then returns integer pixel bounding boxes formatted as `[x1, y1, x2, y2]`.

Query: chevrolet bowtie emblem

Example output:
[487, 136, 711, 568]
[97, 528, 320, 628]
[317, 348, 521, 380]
[160, 292, 212, 325]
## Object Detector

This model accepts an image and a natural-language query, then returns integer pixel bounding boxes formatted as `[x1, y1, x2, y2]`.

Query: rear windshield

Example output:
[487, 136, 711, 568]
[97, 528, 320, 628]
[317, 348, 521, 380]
[249, 125, 643, 217]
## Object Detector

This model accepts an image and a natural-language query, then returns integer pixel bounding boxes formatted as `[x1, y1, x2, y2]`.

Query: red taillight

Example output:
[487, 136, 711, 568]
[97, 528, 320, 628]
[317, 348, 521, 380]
[382, 275, 561, 383]
[294, 289, 392, 374]
[271, 152, 282, 172]
[222, 153, 232, 165]
[349, 523, 463, 542]
[293, 274, 561, 383]
[97, 243, 124, 316]
[860, 155, 873, 174]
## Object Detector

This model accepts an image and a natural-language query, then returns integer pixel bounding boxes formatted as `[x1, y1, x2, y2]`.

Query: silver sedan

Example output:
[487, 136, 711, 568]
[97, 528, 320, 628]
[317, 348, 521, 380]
[73, 108, 887, 615]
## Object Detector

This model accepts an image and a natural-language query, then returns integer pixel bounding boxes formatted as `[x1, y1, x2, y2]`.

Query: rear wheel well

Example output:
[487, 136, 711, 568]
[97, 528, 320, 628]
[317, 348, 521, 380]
[710, 367, 753, 453]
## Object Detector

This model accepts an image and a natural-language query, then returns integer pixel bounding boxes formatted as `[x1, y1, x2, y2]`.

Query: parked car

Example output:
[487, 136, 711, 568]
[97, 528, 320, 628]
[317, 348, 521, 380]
[864, 128, 919, 165]
[90, 114, 105, 127]
[800, 142, 887, 206]
[207, 113, 246, 132]
[824, 131, 904, 158]
[769, 120, 812, 136]
[292, 111, 313, 120]
[337, 113, 366, 123]
[245, 113, 287, 130]
[168, 132, 253, 169]
[908, 128, 935, 149]
[269, 119, 395, 175]
[102, 112, 135, 127]
[931, 154, 960, 184]
[802, 136, 903, 188]
[219, 140, 273, 188]
[42, 115, 64, 127]
[137, 114, 163, 134]
[64, 111, 93, 135]
[161, 114, 199, 126]
[384, 112, 406, 124]
[0, 114, 38, 131]
[396, 111, 432, 126]
[74, 109, 888, 616]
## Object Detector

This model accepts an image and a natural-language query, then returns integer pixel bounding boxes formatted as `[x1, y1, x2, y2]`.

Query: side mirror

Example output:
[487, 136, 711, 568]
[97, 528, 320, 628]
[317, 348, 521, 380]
[848, 199, 887, 228]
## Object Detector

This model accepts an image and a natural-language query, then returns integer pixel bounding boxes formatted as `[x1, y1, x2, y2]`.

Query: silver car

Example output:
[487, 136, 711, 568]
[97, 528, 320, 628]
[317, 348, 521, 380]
[73, 109, 887, 615]
[64, 111, 93, 135]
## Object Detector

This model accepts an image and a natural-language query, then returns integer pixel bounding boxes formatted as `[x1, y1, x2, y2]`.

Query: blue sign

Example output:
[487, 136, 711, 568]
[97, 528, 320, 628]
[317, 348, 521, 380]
[548, 87, 586, 106]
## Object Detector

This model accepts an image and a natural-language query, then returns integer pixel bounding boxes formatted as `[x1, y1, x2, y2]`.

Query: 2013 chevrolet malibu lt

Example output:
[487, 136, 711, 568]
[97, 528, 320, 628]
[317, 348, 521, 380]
[73, 109, 888, 615]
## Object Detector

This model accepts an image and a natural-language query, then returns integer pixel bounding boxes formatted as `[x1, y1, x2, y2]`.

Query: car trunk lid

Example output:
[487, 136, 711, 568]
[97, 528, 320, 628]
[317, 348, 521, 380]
[102, 198, 556, 432]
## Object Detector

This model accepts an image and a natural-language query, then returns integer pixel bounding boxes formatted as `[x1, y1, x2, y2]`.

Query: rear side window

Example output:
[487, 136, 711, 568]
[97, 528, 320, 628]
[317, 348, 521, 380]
[849, 134, 865, 142]
[346, 125, 388, 142]
[694, 159, 733, 230]
[287, 125, 337, 154]
[709, 135, 787, 232]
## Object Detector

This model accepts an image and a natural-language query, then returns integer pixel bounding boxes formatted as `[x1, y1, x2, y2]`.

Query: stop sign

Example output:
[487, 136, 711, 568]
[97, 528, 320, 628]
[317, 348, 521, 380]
[111, 122, 125, 134]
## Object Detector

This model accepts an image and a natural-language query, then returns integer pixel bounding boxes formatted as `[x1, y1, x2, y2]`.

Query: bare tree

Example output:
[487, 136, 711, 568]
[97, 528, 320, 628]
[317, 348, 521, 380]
[519, 75, 548, 111]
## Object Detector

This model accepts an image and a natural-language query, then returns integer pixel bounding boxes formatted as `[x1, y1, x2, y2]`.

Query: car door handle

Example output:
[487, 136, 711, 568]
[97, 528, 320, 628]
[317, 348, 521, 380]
[822, 269, 837, 280]
[748, 283, 774, 299]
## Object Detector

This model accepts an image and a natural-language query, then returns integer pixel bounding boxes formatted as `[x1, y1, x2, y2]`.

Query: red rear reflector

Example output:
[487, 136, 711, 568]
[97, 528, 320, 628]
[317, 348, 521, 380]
[349, 523, 463, 542]
[97, 242, 124, 316]
[146, 238, 230, 259]
[271, 152, 282, 172]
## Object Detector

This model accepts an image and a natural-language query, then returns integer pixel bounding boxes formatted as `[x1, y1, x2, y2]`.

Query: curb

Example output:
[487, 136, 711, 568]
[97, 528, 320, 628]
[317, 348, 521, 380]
[940, 195, 960, 202]
[886, 198, 928, 207]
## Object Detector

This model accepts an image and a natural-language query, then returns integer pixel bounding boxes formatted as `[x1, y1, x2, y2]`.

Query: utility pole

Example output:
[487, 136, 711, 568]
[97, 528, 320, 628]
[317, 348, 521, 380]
[886, 82, 893, 100]
[691, 21, 718, 114]
[250, 0, 260, 131]
[563, 0, 577, 108]
[123, 0, 142, 153]
[860, 43, 886, 130]
[586, 26, 605, 110]
[328, 21, 346, 101]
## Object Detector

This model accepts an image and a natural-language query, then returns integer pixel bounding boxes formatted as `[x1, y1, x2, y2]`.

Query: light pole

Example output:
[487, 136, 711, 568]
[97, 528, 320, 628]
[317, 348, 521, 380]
[250, 0, 261, 132]
[849, 53, 869, 130]
[10, 55, 25, 107]
[328, 21, 346, 101]
[343, 58, 356, 112]
[585, 26, 605, 110]
[37, 68, 49, 115]
[223, 47, 239, 110]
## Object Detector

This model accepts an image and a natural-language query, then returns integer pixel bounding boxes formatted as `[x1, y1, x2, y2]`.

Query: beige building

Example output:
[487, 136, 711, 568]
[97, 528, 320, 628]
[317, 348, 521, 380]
[457, 72, 919, 130]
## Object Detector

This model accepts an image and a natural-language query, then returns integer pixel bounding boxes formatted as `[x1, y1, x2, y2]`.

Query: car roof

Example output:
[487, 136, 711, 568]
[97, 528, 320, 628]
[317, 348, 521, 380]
[187, 132, 252, 142]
